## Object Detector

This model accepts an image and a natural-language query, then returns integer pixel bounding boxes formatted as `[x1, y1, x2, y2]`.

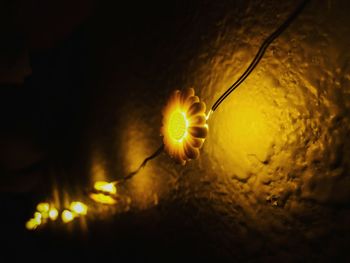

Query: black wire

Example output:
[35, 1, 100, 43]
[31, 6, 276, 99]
[211, 0, 310, 112]
[121, 143, 165, 182]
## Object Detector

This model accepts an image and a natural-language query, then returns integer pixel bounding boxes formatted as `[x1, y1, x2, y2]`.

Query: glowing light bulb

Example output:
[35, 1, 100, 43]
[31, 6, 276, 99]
[25, 219, 39, 230]
[49, 208, 58, 221]
[161, 88, 208, 164]
[36, 203, 50, 213]
[89, 193, 117, 205]
[168, 111, 188, 141]
[61, 210, 74, 223]
[94, 181, 117, 195]
[34, 212, 42, 223]
[70, 201, 88, 216]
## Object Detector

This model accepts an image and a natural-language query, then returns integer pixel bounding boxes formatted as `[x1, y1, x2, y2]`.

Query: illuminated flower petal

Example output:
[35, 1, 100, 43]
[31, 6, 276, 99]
[184, 141, 199, 159]
[189, 115, 206, 126]
[188, 102, 206, 116]
[180, 88, 195, 104]
[189, 126, 208, 138]
[188, 137, 204, 148]
[184, 96, 200, 111]
[161, 88, 208, 164]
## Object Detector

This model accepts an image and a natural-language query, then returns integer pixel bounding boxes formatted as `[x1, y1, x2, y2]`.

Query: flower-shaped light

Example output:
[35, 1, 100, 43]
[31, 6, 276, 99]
[161, 88, 208, 164]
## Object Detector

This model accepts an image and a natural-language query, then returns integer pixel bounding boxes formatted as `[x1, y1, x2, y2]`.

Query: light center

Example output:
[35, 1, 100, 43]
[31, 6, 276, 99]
[168, 111, 188, 141]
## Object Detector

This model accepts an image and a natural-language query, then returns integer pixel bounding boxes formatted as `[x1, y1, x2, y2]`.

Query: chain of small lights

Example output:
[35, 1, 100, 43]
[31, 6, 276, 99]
[26, 0, 309, 230]
[26, 201, 88, 230]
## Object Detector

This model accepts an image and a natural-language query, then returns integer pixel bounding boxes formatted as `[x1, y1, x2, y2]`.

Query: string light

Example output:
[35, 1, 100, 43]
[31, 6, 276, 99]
[93, 181, 117, 195]
[25, 218, 40, 231]
[61, 210, 74, 223]
[26, 201, 88, 229]
[70, 202, 88, 216]
[36, 203, 50, 213]
[25, 0, 309, 230]
[26, 203, 54, 230]
[88, 0, 309, 206]
[49, 208, 59, 221]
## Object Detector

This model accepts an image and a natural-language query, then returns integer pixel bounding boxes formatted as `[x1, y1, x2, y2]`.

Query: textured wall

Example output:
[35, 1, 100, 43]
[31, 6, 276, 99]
[37, 0, 350, 261]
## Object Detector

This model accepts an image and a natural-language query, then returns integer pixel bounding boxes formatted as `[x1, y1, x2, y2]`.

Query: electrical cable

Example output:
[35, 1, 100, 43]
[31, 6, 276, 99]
[210, 0, 310, 112]
[120, 143, 164, 182]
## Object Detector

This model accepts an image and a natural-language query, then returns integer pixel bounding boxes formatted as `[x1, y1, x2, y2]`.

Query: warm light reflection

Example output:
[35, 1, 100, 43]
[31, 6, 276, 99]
[206, 72, 286, 181]
[121, 116, 162, 209]
[89, 193, 117, 205]
[61, 210, 74, 223]
[161, 88, 208, 164]
[70, 202, 88, 215]
[91, 151, 108, 183]
[94, 181, 117, 195]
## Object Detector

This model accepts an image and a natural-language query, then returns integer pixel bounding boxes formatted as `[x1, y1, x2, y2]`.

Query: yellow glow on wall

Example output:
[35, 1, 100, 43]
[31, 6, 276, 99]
[120, 116, 164, 209]
[70, 202, 88, 216]
[161, 88, 208, 164]
[205, 72, 285, 181]
[61, 210, 74, 223]
[94, 181, 117, 195]
[90, 151, 109, 183]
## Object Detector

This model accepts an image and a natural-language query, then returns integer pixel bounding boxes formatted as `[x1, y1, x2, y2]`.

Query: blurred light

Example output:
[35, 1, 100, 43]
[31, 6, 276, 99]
[70, 201, 88, 216]
[61, 210, 74, 223]
[25, 219, 39, 230]
[36, 203, 50, 213]
[94, 181, 117, 195]
[34, 212, 42, 223]
[41, 212, 49, 219]
[89, 193, 117, 205]
[161, 88, 208, 164]
[49, 208, 58, 221]
[25, 211, 43, 230]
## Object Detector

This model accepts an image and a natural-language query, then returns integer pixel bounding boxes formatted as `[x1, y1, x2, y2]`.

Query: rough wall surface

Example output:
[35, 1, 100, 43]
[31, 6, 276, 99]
[68, 0, 350, 261]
